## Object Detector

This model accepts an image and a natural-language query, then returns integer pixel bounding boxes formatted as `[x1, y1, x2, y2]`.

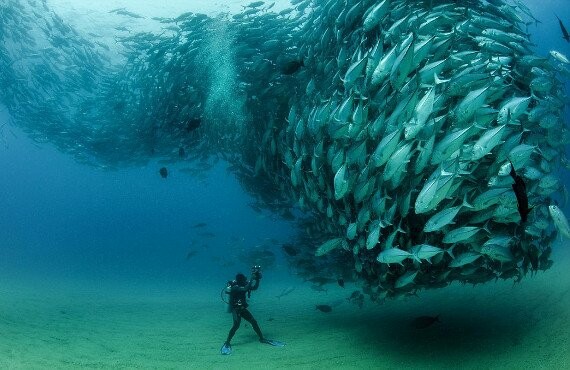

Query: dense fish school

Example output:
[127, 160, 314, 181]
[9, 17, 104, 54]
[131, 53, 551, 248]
[1, 0, 569, 301]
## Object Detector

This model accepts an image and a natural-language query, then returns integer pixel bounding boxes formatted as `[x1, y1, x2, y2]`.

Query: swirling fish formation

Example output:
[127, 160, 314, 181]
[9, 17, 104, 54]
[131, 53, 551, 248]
[1, 0, 569, 300]
[238, 0, 570, 298]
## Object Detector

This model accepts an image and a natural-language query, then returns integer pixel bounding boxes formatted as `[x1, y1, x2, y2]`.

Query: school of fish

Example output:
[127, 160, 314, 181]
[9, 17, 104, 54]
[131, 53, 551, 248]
[1, 0, 569, 300]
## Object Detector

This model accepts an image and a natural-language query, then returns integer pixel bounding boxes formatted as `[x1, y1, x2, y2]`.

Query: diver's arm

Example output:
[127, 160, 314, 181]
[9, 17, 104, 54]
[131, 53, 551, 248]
[248, 276, 260, 291]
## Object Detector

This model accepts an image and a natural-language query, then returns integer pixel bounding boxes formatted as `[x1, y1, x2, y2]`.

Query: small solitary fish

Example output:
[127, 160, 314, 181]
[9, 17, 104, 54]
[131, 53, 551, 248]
[276, 286, 295, 299]
[556, 15, 570, 42]
[308, 277, 336, 286]
[412, 315, 440, 329]
[337, 278, 345, 288]
[186, 250, 197, 260]
[159, 167, 168, 178]
[310, 284, 328, 293]
[199, 232, 216, 238]
[316, 304, 332, 313]
[548, 204, 570, 238]
[282, 243, 298, 256]
[347, 290, 361, 301]
[550, 50, 570, 64]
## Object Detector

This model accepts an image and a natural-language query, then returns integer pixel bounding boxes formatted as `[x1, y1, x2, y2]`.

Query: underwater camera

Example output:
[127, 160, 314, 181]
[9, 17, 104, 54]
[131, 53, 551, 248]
[251, 265, 262, 280]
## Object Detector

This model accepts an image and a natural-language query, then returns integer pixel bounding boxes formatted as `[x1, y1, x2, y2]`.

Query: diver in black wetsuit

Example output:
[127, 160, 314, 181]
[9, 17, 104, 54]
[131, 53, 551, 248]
[221, 266, 267, 354]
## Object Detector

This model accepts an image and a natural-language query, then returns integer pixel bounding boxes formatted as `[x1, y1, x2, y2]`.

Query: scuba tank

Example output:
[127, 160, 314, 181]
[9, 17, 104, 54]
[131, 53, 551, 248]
[221, 280, 234, 313]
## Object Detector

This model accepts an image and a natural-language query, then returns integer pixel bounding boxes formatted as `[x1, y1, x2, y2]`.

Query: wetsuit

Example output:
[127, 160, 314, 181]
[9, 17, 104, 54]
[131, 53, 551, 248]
[225, 277, 264, 344]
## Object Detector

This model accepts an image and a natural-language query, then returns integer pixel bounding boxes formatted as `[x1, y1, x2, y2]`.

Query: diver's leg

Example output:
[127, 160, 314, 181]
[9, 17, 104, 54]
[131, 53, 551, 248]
[225, 309, 242, 344]
[241, 308, 264, 341]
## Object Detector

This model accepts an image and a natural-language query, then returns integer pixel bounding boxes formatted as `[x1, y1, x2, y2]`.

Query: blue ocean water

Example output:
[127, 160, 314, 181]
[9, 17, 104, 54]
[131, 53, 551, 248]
[0, 0, 567, 289]
[0, 1, 570, 367]
[0, 107, 295, 286]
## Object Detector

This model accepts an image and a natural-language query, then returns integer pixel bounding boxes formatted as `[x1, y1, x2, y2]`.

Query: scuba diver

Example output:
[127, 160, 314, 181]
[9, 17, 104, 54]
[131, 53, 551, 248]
[220, 266, 284, 355]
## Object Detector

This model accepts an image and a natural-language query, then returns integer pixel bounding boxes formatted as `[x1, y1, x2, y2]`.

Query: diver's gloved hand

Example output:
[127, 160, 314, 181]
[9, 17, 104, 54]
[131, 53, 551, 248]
[251, 266, 262, 280]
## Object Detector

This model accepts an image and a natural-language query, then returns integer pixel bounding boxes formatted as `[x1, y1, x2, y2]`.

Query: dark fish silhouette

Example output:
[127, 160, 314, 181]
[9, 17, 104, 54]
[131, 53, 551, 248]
[412, 315, 440, 329]
[527, 244, 539, 271]
[186, 250, 198, 260]
[178, 147, 186, 158]
[159, 167, 168, 178]
[192, 222, 207, 228]
[508, 161, 532, 223]
[337, 278, 345, 288]
[556, 15, 570, 42]
[307, 276, 336, 286]
[113, 9, 145, 19]
[354, 294, 364, 309]
[186, 117, 201, 132]
[347, 290, 361, 301]
[280, 209, 296, 221]
[276, 286, 295, 299]
[281, 59, 304, 75]
[282, 243, 298, 256]
[315, 304, 332, 313]
[520, 240, 539, 275]
[310, 284, 328, 293]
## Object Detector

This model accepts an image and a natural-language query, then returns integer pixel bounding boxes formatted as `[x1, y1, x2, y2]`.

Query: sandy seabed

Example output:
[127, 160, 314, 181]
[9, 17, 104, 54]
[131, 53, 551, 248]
[1, 246, 569, 370]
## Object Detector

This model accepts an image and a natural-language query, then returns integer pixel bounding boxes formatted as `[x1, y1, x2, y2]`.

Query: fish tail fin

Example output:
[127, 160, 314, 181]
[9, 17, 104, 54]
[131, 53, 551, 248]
[434, 72, 450, 85]
[461, 193, 474, 209]
[482, 220, 492, 235]
[530, 89, 541, 101]
[519, 126, 531, 138]
[446, 244, 456, 260]
[473, 122, 487, 131]
[397, 219, 407, 234]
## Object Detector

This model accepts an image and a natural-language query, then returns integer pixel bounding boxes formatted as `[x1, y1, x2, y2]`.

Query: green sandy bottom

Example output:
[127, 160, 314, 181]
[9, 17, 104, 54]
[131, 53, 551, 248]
[1, 247, 569, 369]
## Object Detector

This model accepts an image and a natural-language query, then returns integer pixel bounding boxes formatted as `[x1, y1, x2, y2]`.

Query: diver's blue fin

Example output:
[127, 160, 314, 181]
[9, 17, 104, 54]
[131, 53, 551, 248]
[220, 342, 232, 355]
[260, 338, 285, 347]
